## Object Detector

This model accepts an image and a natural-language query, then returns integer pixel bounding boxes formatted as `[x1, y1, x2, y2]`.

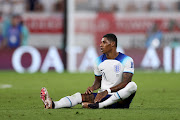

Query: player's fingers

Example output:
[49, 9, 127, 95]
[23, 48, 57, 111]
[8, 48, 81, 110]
[88, 89, 93, 94]
[90, 89, 93, 93]
[88, 87, 93, 93]
[85, 87, 90, 94]
[85, 90, 89, 94]
[85, 89, 92, 94]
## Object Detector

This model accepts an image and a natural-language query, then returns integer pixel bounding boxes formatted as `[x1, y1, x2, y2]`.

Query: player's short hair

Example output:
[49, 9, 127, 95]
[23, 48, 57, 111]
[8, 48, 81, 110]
[103, 33, 117, 47]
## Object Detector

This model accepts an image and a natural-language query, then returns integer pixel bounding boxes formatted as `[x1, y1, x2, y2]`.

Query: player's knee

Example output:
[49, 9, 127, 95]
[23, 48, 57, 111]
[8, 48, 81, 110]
[126, 81, 137, 93]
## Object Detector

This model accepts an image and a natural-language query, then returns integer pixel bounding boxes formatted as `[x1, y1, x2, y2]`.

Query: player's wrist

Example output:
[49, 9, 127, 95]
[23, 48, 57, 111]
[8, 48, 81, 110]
[106, 88, 111, 94]
[90, 86, 94, 91]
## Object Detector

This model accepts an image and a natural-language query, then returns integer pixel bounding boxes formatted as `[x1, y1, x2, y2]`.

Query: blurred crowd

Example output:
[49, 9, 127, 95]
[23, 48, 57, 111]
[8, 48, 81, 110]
[76, 0, 180, 13]
[76, 0, 180, 49]
[0, 0, 180, 49]
[0, 0, 64, 16]
[1, 0, 177, 14]
[0, 0, 64, 49]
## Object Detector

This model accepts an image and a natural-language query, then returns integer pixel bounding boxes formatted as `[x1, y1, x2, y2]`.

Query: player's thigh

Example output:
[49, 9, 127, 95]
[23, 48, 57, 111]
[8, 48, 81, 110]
[106, 92, 136, 109]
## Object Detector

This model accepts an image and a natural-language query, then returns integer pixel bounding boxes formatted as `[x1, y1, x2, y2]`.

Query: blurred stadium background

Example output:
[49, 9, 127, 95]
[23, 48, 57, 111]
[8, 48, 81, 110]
[0, 0, 180, 73]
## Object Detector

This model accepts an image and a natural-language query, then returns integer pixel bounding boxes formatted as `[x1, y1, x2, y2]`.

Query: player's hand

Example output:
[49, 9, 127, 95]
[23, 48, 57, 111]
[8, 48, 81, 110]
[94, 90, 108, 103]
[85, 86, 94, 94]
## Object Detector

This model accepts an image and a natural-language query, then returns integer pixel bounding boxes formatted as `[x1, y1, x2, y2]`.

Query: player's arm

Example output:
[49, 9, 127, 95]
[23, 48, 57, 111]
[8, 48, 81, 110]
[94, 73, 133, 103]
[110, 72, 133, 92]
[85, 75, 102, 94]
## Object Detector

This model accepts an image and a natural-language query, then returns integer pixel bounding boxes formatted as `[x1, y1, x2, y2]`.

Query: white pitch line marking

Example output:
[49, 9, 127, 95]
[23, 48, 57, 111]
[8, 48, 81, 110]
[0, 84, 12, 89]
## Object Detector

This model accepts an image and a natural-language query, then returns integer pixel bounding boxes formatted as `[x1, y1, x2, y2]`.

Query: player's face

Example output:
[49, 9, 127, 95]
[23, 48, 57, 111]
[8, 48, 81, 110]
[100, 37, 112, 54]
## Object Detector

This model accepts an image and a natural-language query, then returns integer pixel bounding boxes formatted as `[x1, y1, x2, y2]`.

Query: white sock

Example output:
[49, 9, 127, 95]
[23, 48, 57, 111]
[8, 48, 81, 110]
[54, 92, 82, 109]
[117, 81, 137, 99]
[99, 81, 137, 108]
[99, 92, 119, 108]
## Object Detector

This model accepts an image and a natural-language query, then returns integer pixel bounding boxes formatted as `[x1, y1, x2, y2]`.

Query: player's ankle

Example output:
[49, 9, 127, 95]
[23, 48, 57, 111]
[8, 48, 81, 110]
[99, 102, 104, 108]
[52, 101, 55, 109]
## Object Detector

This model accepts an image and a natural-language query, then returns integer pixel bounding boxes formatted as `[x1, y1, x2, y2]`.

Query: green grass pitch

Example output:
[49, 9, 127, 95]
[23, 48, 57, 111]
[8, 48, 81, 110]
[0, 71, 179, 120]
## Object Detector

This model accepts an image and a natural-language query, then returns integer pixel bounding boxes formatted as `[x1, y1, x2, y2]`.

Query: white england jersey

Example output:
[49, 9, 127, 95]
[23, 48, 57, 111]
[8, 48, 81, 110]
[94, 52, 134, 94]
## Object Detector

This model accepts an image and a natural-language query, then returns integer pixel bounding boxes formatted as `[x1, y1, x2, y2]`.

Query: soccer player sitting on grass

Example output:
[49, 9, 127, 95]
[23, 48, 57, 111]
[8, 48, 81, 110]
[40, 33, 137, 109]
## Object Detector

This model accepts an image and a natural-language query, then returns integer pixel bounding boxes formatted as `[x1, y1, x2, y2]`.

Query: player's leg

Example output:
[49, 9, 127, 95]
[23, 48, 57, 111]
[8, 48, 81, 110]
[98, 81, 137, 108]
[87, 92, 136, 109]
[88, 81, 137, 109]
[53, 93, 95, 109]
[81, 93, 96, 108]
[105, 92, 136, 109]
[40, 87, 95, 109]
[53, 92, 82, 108]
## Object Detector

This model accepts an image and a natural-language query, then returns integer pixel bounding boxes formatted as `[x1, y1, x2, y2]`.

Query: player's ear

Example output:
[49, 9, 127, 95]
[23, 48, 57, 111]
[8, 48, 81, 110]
[111, 41, 116, 47]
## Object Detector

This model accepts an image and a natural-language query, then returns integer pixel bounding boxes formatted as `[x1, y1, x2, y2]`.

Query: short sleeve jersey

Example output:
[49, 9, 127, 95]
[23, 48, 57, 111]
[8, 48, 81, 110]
[94, 52, 134, 94]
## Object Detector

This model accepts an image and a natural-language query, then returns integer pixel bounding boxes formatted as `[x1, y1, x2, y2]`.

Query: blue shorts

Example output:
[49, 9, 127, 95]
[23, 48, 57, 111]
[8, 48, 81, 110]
[92, 92, 136, 109]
